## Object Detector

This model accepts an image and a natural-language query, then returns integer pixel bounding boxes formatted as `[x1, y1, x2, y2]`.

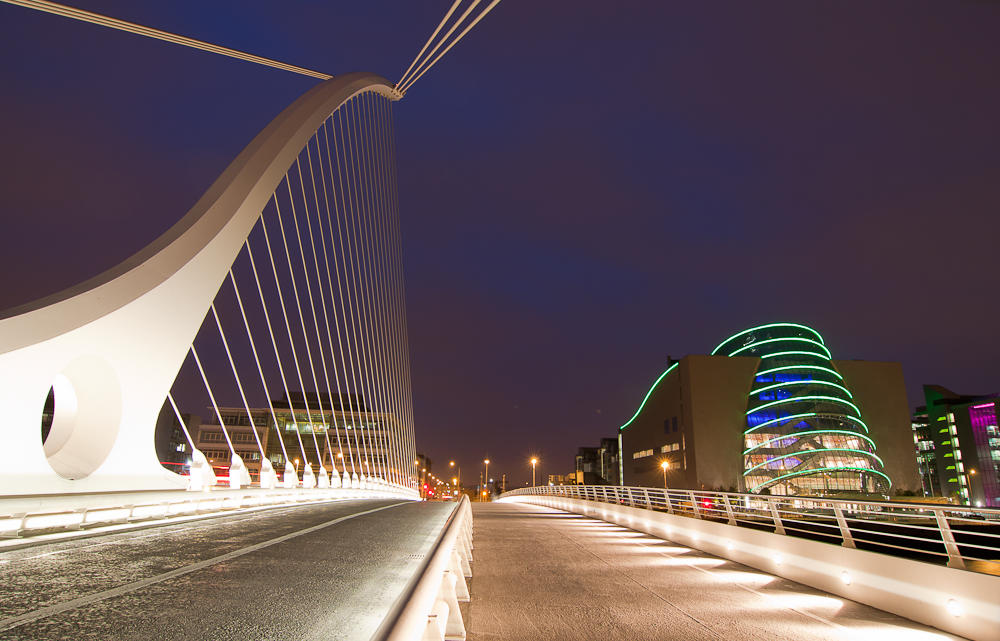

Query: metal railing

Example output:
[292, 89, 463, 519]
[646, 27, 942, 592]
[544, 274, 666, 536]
[500, 485, 1000, 574]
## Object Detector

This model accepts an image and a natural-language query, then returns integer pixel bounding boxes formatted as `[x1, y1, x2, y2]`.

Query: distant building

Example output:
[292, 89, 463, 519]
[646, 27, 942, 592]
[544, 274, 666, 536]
[193, 391, 401, 483]
[417, 452, 433, 498]
[919, 386, 1000, 507]
[911, 406, 939, 496]
[575, 438, 620, 485]
[153, 405, 200, 475]
[620, 323, 920, 496]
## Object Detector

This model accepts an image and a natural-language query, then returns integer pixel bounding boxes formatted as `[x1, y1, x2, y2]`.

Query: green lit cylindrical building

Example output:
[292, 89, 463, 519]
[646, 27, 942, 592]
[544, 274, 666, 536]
[712, 323, 890, 496]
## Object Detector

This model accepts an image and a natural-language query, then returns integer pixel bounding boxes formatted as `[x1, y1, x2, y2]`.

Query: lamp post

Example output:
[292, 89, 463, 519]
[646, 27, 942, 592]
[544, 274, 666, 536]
[531, 458, 538, 487]
[660, 461, 669, 488]
[484, 459, 490, 500]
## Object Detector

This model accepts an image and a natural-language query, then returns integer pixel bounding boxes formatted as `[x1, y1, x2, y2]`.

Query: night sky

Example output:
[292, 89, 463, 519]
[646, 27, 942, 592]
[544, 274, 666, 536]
[2, 1, 998, 488]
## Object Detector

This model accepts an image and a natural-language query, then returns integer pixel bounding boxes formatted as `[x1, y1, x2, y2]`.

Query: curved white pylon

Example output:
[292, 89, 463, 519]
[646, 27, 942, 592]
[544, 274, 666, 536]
[0, 72, 395, 496]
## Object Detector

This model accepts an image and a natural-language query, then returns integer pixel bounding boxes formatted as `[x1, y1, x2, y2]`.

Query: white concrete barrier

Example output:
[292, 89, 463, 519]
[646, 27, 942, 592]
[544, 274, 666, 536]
[0, 485, 419, 539]
[378, 496, 474, 641]
[501, 494, 1000, 641]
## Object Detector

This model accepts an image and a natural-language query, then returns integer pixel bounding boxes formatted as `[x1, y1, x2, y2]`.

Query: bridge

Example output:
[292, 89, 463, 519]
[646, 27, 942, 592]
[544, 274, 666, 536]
[1, 2, 998, 640]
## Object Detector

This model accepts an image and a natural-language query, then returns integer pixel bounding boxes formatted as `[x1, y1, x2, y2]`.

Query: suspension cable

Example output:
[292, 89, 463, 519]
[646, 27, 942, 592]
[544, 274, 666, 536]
[321, 117, 361, 479]
[397, 0, 463, 90]
[398, 0, 504, 94]
[2, 0, 333, 79]
[259, 210, 313, 469]
[209, 303, 268, 464]
[229, 264, 290, 463]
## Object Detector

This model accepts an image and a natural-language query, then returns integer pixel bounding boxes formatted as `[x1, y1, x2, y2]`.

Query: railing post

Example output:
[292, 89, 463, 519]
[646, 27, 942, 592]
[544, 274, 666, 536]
[642, 488, 651, 510]
[627, 488, 635, 507]
[664, 489, 674, 515]
[722, 494, 736, 526]
[768, 497, 785, 535]
[933, 508, 967, 570]
[688, 491, 701, 519]
[832, 504, 855, 549]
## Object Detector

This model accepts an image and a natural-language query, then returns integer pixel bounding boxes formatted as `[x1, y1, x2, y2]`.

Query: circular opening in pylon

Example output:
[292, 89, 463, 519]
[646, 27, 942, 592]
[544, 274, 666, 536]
[41, 356, 122, 480]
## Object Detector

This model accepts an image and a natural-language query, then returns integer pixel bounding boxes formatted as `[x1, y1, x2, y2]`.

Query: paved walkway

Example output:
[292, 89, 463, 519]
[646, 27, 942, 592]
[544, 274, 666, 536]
[468, 502, 963, 641]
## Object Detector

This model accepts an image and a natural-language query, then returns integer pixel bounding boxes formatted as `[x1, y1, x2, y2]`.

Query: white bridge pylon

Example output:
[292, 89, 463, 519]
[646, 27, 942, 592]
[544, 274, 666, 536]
[0, 72, 415, 497]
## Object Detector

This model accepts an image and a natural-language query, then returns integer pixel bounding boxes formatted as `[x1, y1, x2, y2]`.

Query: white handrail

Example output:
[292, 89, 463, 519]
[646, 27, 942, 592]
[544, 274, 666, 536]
[499, 484, 1000, 572]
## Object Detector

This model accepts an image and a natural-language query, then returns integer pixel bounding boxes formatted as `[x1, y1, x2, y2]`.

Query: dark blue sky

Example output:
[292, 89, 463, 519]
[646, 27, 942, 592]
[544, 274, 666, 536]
[1, 1, 998, 486]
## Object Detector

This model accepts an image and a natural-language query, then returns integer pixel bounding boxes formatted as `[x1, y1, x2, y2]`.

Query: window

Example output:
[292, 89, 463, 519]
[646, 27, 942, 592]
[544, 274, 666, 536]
[672, 417, 678, 432]
[660, 443, 680, 453]
[632, 449, 654, 459]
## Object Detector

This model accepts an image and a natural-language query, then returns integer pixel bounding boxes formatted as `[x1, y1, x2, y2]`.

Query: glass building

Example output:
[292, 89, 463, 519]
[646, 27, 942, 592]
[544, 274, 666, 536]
[712, 323, 890, 497]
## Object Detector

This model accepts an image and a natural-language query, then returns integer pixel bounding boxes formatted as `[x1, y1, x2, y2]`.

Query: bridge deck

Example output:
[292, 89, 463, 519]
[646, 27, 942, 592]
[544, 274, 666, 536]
[0, 499, 451, 640]
[468, 502, 965, 641]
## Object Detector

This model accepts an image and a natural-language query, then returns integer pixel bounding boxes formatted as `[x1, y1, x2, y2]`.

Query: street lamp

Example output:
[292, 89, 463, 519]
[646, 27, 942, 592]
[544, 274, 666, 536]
[660, 461, 669, 488]
[531, 458, 538, 487]
[484, 459, 490, 501]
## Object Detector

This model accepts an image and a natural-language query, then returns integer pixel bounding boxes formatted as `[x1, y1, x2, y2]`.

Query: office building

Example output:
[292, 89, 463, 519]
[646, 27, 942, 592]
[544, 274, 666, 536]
[194, 391, 401, 483]
[919, 386, 1000, 507]
[575, 437, 620, 486]
[620, 323, 920, 496]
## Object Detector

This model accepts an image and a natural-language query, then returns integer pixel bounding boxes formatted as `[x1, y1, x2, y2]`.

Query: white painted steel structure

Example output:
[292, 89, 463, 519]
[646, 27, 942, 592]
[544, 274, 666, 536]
[500, 485, 1000, 641]
[0, 72, 418, 499]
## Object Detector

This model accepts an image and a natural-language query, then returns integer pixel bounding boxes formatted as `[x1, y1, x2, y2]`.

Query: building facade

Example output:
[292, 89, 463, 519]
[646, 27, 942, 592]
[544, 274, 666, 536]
[153, 405, 201, 475]
[574, 437, 620, 486]
[620, 323, 920, 496]
[920, 386, 1000, 507]
[194, 391, 404, 485]
[911, 406, 939, 496]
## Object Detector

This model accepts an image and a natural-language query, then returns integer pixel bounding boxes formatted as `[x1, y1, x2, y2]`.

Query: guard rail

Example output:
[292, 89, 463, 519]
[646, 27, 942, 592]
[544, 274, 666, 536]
[500, 484, 1000, 573]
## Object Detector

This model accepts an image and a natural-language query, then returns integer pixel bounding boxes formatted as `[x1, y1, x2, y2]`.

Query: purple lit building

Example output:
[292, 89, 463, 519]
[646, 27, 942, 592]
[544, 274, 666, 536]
[920, 386, 1000, 507]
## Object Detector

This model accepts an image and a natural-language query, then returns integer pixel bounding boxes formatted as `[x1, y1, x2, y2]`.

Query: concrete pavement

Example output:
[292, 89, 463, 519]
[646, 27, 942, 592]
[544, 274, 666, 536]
[0, 499, 453, 640]
[467, 502, 965, 641]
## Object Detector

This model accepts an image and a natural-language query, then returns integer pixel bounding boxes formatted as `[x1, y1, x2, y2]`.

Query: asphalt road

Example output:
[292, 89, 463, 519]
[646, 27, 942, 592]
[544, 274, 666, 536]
[0, 499, 454, 641]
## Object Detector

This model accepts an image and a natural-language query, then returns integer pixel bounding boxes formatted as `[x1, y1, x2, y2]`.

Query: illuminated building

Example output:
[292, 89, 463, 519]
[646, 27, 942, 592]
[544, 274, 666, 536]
[619, 323, 919, 496]
[195, 391, 400, 482]
[911, 407, 938, 496]
[920, 386, 1000, 507]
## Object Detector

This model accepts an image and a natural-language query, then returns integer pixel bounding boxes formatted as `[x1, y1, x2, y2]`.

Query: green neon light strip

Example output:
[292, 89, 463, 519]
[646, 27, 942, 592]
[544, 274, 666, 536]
[748, 395, 861, 417]
[729, 337, 832, 359]
[744, 412, 870, 435]
[619, 363, 678, 431]
[711, 323, 826, 356]
[756, 350, 832, 363]
[744, 447, 884, 475]
[743, 430, 878, 455]
[750, 379, 853, 399]
[748, 467, 892, 493]
[756, 364, 843, 380]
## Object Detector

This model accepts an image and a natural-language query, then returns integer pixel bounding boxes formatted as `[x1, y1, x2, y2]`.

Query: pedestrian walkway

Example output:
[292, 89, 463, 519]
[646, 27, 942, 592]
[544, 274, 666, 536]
[467, 502, 964, 641]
